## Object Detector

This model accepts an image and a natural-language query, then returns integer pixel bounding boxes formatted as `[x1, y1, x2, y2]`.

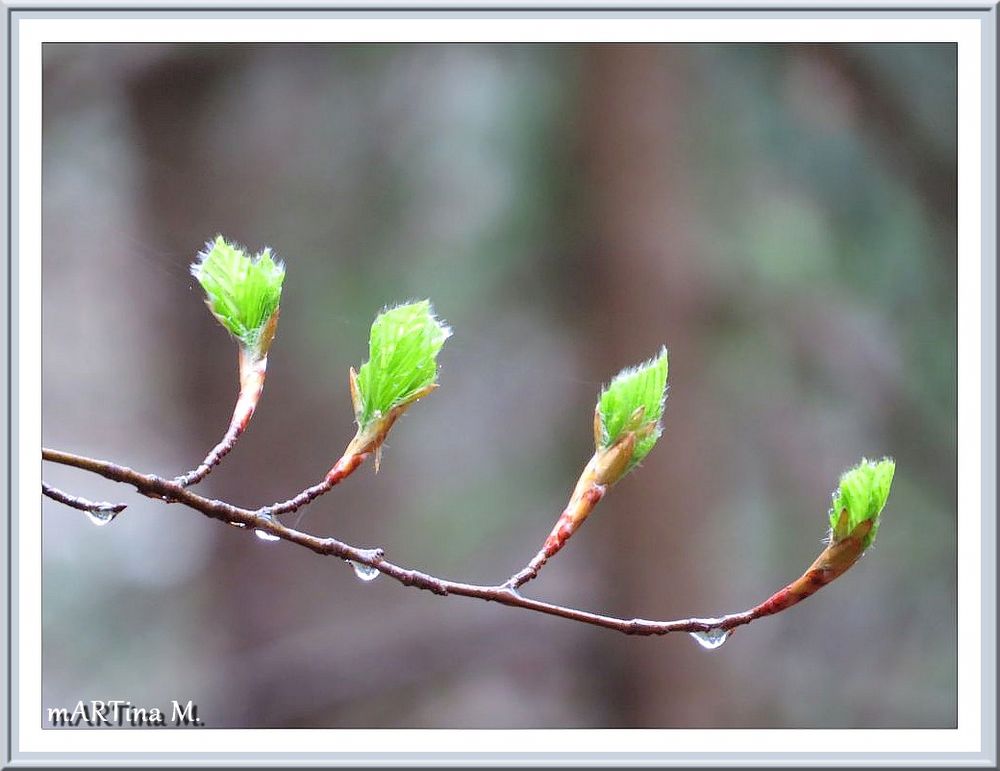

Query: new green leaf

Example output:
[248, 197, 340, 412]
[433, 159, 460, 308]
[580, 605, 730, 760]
[354, 300, 451, 429]
[829, 457, 895, 548]
[597, 347, 669, 470]
[191, 235, 286, 357]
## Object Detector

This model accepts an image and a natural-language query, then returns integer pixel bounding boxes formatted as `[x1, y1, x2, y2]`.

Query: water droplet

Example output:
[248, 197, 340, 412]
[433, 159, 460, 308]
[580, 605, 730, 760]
[254, 529, 280, 542]
[228, 521, 246, 528]
[689, 626, 729, 650]
[84, 508, 120, 527]
[349, 560, 380, 582]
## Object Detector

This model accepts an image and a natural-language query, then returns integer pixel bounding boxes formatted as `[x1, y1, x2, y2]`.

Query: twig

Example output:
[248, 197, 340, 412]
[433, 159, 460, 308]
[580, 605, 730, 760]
[41, 446, 863, 639]
[258, 449, 370, 517]
[506, 430, 634, 589]
[507, 480, 606, 589]
[41, 481, 127, 514]
[176, 351, 268, 487]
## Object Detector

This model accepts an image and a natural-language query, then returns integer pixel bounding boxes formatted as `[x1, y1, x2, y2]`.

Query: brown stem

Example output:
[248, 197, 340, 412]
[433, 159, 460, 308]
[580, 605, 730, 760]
[41, 481, 127, 514]
[176, 350, 267, 487]
[42, 446, 864, 639]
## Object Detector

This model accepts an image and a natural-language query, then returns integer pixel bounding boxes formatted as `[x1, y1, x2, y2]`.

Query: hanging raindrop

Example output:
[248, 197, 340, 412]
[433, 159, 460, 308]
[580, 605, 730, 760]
[84, 508, 121, 527]
[689, 626, 729, 650]
[254, 529, 280, 542]
[348, 560, 380, 582]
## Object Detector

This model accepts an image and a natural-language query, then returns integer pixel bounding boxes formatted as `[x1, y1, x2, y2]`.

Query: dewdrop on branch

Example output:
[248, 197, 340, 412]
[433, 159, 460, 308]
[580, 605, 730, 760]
[507, 347, 669, 589]
[257, 300, 451, 518]
[176, 235, 286, 487]
[40, 481, 127, 526]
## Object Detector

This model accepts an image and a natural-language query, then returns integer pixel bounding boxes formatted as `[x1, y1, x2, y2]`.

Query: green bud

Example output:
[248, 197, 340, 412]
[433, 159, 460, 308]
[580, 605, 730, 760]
[596, 347, 669, 473]
[353, 300, 451, 431]
[190, 235, 286, 358]
[829, 457, 895, 548]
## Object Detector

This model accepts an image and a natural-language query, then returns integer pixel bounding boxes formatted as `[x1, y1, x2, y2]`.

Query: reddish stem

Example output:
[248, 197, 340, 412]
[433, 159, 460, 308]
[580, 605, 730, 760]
[176, 351, 267, 487]
[507, 481, 605, 589]
[260, 450, 370, 517]
[713, 527, 869, 632]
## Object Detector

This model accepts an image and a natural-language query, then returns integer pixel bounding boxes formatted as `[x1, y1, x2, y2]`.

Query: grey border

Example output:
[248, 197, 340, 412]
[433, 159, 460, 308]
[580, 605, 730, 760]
[3, 1, 13, 770]
[979, 1, 997, 767]
[4, 3, 996, 768]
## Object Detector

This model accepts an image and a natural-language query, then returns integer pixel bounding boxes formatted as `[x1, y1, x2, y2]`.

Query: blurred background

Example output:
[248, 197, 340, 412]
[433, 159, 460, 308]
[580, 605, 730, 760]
[41, 43, 956, 728]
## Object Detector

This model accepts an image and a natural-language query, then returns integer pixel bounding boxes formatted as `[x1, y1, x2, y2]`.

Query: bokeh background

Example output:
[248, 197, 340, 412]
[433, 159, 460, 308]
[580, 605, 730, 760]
[41, 43, 957, 728]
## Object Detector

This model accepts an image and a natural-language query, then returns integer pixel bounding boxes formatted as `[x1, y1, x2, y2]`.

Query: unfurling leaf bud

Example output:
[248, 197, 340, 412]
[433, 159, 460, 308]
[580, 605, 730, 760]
[594, 347, 669, 482]
[349, 300, 451, 454]
[190, 235, 286, 360]
[828, 457, 895, 548]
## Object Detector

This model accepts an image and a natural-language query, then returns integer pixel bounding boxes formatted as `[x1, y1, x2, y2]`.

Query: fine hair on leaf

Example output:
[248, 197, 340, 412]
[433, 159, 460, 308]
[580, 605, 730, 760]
[191, 235, 286, 355]
[597, 346, 669, 469]
[829, 457, 896, 548]
[354, 300, 452, 429]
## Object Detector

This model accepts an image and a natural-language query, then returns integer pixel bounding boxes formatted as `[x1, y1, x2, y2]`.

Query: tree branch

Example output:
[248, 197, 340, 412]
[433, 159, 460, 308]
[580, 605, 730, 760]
[41, 446, 862, 640]
[41, 481, 127, 515]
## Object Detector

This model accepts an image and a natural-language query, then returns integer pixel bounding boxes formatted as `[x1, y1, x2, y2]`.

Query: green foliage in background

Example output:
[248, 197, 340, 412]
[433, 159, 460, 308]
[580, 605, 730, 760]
[191, 235, 285, 356]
